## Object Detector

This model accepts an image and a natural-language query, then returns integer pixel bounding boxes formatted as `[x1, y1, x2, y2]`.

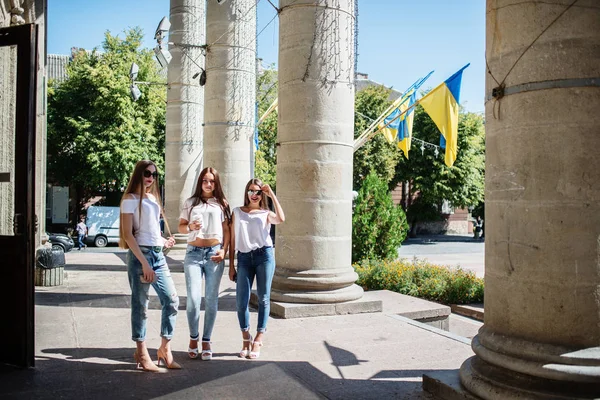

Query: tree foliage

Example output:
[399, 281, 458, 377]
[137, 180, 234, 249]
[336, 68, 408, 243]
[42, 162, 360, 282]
[392, 105, 485, 225]
[353, 86, 401, 190]
[254, 66, 278, 187]
[47, 28, 166, 199]
[352, 171, 409, 262]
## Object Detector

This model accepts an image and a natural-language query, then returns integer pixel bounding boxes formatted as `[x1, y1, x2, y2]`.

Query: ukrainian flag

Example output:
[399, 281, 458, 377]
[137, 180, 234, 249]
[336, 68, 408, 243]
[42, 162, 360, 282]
[396, 89, 417, 158]
[419, 64, 470, 167]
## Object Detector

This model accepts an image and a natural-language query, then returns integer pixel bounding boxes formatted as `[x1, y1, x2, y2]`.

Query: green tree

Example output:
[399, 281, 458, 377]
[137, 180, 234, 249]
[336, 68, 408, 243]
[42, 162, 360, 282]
[254, 67, 278, 187]
[47, 27, 166, 208]
[352, 171, 409, 262]
[353, 85, 402, 190]
[391, 105, 485, 231]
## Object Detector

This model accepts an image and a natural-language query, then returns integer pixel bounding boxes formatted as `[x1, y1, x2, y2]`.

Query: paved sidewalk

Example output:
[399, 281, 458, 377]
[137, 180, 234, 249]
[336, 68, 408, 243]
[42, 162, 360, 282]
[1, 252, 475, 399]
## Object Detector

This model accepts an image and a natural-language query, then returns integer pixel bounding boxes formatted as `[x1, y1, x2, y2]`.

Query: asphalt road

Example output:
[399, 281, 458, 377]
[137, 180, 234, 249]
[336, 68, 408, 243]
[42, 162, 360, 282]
[398, 239, 485, 277]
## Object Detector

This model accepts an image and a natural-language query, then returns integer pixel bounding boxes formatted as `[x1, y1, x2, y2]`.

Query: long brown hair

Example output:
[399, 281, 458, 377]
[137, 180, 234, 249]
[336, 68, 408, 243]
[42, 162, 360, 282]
[243, 178, 269, 210]
[119, 160, 162, 249]
[187, 167, 231, 221]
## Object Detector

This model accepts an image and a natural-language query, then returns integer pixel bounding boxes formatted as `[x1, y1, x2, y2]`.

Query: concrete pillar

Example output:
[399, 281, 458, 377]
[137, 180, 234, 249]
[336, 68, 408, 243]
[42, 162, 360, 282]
[459, 1, 600, 398]
[164, 0, 205, 231]
[204, 0, 256, 208]
[0, 0, 46, 245]
[272, 0, 363, 303]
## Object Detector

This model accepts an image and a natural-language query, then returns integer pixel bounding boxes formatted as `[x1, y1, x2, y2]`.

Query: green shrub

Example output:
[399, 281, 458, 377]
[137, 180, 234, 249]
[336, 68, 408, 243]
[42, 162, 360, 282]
[354, 258, 484, 304]
[352, 171, 409, 262]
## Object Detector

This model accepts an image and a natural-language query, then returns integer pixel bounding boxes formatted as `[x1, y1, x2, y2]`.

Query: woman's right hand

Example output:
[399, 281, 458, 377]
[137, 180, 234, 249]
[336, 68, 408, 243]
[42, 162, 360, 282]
[142, 263, 156, 283]
[189, 219, 202, 231]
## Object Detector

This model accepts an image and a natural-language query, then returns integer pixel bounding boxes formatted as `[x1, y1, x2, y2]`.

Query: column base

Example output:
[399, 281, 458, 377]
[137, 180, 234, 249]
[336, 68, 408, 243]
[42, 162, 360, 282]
[271, 283, 364, 303]
[459, 356, 600, 400]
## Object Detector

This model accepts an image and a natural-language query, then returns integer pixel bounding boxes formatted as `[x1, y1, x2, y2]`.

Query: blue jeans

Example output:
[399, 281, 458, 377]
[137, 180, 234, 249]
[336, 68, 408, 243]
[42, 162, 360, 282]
[184, 244, 224, 341]
[127, 247, 179, 342]
[77, 234, 85, 249]
[236, 246, 275, 333]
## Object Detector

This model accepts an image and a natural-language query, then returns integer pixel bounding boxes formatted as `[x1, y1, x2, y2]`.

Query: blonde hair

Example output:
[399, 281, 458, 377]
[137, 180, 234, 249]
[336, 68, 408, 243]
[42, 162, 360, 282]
[119, 160, 162, 249]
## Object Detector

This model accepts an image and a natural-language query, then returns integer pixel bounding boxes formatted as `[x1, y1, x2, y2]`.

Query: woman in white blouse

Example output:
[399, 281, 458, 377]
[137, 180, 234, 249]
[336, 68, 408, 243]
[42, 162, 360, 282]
[229, 178, 285, 359]
[178, 167, 231, 361]
[119, 160, 178, 372]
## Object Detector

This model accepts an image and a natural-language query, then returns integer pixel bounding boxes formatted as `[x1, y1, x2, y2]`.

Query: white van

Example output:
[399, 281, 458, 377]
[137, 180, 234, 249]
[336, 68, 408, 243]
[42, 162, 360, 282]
[86, 206, 120, 247]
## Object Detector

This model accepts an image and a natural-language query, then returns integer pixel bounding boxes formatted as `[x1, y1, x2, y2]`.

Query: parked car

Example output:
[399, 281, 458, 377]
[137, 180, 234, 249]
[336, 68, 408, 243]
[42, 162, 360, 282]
[47, 232, 74, 253]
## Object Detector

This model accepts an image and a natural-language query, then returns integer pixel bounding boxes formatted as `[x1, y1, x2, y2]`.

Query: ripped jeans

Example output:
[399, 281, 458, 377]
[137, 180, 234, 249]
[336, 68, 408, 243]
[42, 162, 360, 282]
[127, 247, 179, 342]
[236, 246, 275, 333]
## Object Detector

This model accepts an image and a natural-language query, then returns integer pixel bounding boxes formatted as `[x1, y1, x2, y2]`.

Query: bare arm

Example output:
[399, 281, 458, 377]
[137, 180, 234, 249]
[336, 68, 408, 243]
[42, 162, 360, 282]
[228, 212, 236, 281]
[121, 210, 155, 283]
[262, 184, 285, 225]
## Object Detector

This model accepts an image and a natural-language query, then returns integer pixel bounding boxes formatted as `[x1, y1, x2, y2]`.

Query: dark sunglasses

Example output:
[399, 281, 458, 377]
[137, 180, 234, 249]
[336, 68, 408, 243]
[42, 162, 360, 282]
[144, 170, 159, 179]
[247, 190, 262, 196]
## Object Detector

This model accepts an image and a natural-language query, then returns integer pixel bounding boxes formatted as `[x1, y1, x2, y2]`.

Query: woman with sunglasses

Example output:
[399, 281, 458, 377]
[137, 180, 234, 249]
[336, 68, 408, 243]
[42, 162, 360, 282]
[229, 178, 285, 359]
[178, 167, 231, 361]
[119, 160, 179, 372]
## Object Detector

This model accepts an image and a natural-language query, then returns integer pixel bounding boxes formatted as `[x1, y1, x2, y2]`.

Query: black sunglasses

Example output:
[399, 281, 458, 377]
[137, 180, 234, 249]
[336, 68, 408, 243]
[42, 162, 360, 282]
[247, 190, 262, 196]
[144, 170, 159, 179]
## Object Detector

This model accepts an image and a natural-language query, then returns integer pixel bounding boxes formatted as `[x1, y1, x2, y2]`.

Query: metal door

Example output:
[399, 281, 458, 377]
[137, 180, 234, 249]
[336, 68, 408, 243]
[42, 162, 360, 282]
[0, 23, 38, 368]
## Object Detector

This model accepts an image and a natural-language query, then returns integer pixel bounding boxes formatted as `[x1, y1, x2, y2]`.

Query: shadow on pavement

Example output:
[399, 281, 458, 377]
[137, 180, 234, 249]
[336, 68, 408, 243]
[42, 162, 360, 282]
[35, 289, 239, 312]
[0, 345, 441, 399]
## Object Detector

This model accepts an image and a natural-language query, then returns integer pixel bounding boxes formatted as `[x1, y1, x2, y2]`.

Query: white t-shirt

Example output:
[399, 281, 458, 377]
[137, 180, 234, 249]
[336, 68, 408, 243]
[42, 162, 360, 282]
[233, 207, 272, 253]
[180, 197, 226, 243]
[120, 194, 164, 247]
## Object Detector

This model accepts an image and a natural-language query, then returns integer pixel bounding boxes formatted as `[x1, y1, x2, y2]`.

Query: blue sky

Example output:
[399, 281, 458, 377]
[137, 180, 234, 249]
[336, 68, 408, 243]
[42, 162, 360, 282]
[48, 0, 485, 112]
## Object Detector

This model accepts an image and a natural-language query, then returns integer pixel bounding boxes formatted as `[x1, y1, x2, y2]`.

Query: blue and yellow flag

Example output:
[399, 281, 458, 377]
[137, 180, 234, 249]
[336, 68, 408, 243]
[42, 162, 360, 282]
[378, 71, 434, 158]
[396, 89, 417, 158]
[419, 64, 469, 167]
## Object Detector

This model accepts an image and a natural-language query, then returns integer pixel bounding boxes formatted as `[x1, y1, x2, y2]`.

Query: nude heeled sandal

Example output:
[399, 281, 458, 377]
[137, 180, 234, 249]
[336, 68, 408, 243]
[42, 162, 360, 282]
[133, 350, 159, 372]
[157, 347, 182, 369]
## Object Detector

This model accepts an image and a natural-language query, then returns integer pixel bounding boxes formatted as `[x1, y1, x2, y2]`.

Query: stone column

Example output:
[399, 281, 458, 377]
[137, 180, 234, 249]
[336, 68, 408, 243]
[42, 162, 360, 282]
[272, 0, 362, 303]
[204, 0, 256, 208]
[164, 0, 205, 231]
[459, 1, 600, 398]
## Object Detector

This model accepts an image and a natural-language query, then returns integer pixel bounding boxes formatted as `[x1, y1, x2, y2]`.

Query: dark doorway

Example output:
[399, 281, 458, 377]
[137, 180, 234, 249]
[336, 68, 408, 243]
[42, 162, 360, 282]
[0, 23, 38, 368]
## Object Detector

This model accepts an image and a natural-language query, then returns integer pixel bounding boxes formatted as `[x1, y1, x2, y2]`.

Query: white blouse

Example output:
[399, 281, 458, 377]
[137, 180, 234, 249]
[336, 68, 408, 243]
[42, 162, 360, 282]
[180, 197, 226, 243]
[233, 207, 272, 253]
[120, 194, 164, 247]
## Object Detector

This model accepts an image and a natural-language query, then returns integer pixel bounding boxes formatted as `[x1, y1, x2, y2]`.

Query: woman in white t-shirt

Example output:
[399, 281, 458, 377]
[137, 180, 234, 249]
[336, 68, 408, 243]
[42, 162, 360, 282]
[178, 167, 231, 361]
[119, 160, 178, 372]
[229, 178, 285, 360]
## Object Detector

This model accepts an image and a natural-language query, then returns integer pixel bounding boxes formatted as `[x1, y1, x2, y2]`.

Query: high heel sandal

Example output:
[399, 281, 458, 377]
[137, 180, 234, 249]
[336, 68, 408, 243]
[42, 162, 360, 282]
[188, 339, 199, 359]
[249, 340, 262, 360]
[133, 350, 159, 372]
[239, 334, 252, 358]
[201, 341, 213, 361]
[157, 347, 182, 369]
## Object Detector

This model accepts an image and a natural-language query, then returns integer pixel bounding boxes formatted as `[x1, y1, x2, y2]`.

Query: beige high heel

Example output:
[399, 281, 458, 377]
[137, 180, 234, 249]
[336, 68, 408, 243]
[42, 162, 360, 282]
[157, 347, 182, 369]
[133, 350, 159, 372]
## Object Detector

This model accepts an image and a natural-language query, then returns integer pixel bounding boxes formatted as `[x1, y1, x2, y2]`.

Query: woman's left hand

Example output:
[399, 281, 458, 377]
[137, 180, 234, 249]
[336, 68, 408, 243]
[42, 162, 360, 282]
[164, 236, 176, 249]
[261, 184, 273, 198]
[210, 249, 225, 262]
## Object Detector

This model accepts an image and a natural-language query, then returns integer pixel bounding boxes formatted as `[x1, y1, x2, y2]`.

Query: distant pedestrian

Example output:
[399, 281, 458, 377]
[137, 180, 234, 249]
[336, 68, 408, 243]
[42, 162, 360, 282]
[474, 216, 483, 240]
[179, 167, 231, 361]
[119, 160, 179, 372]
[229, 178, 285, 360]
[75, 217, 87, 250]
